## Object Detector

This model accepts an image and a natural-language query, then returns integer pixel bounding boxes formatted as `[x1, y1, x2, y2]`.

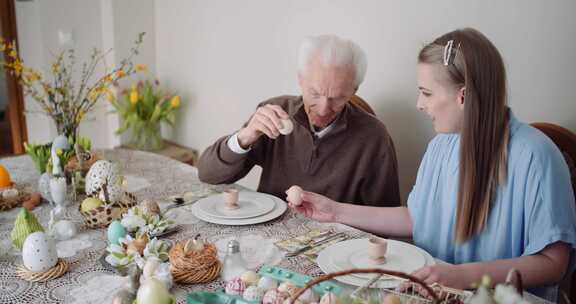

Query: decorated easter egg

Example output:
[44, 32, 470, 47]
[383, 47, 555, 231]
[278, 282, 298, 296]
[320, 292, 337, 304]
[240, 270, 260, 286]
[263, 289, 289, 304]
[22, 231, 58, 272]
[136, 278, 174, 304]
[225, 277, 246, 296]
[85, 160, 122, 202]
[258, 276, 279, 290]
[243, 286, 265, 302]
[107, 220, 126, 245]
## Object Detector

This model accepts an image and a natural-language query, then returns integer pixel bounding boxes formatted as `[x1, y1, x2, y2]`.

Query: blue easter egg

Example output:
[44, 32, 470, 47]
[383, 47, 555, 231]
[107, 221, 126, 245]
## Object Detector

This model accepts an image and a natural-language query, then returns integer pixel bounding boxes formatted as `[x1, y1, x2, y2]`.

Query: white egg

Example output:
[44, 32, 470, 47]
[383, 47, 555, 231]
[143, 258, 160, 279]
[279, 119, 294, 135]
[22, 232, 58, 272]
[285, 185, 303, 206]
[257, 276, 279, 290]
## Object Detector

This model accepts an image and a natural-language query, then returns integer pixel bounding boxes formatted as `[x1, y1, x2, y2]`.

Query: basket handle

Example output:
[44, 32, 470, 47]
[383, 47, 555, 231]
[289, 268, 440, 303]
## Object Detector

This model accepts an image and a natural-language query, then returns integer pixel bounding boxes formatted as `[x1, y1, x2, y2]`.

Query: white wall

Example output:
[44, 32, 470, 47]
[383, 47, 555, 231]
[15, 0, 156, 147]
[15, 1, 576, 201]
[155, 0, 576, 200]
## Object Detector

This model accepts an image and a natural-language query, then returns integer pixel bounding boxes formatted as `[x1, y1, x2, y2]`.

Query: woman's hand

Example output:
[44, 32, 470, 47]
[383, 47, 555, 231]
[410, 263, 470, 290]
[291, 191, 340, 223]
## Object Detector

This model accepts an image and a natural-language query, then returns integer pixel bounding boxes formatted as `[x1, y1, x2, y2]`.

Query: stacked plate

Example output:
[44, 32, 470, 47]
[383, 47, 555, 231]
[316, 238, 435, 288]
[190, 191, 287, 225]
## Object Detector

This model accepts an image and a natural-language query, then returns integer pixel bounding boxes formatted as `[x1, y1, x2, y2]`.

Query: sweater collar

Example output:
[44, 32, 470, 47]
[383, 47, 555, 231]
[293, 96, 350, 138]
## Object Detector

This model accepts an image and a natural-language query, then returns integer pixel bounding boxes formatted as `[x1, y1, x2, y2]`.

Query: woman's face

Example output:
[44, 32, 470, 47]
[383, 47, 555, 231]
[416, 63, 465, 133]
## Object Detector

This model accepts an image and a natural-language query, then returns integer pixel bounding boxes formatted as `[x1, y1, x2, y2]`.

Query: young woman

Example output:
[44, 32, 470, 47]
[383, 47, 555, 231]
[290, 28, 576, 299]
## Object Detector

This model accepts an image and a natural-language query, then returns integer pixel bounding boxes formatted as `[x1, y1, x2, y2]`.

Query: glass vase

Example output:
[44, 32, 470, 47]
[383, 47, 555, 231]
[128, 120, 165, 151]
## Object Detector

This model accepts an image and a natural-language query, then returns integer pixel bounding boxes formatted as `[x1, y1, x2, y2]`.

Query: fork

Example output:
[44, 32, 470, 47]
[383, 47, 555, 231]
[285, 232, 348, 257]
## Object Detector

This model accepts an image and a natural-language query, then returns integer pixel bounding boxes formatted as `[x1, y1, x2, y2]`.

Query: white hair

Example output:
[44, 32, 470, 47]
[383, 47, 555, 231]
[298, 35, 367, 88]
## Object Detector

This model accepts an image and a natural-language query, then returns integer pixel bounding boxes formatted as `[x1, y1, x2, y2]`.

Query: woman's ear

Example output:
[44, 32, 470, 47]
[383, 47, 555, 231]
[458, 87, 466, 109]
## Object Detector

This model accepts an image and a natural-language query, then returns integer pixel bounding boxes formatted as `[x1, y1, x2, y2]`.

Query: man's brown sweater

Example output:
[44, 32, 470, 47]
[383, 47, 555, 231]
[197, 95, 400, 206]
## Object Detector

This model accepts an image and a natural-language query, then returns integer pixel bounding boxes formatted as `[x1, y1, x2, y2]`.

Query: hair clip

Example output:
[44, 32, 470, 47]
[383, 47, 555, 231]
[443, 40, 461, 66]
[443, 40, 454, 66]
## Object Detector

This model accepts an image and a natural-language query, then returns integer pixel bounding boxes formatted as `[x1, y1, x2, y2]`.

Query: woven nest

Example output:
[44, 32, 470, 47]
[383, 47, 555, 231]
[16, 258, 68, 282]
[169, 240, 221, 284]
[79, 191, 137, 229]
[0, 184, 41, 211]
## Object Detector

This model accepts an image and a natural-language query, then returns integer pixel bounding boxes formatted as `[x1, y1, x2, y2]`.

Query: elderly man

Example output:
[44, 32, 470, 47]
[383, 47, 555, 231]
[197, 35, 400, 206]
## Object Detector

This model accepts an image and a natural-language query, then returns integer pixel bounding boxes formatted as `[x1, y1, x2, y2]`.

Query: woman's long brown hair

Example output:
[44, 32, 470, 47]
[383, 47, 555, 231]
[418, 28, 510, 242]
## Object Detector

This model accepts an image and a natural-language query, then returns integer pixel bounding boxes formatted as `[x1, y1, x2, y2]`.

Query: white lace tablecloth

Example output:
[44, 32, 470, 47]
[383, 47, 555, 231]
[0, 149, 551, 304]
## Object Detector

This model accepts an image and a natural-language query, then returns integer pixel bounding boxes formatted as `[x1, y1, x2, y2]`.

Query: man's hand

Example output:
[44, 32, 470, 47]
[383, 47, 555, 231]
[237, 104, 289, 149]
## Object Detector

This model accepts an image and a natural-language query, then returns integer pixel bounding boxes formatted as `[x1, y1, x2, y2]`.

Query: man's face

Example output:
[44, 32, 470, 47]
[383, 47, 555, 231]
[298, 56, 357, 129]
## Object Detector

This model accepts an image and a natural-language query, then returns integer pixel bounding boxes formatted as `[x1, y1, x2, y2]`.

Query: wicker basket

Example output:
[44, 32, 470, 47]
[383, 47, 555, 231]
[79, 191, 137, 229]
[289, 268, 524, 304]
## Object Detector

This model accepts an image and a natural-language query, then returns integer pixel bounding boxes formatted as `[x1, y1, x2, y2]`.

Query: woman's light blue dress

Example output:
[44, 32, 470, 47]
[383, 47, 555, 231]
[408, 112, 576, 299]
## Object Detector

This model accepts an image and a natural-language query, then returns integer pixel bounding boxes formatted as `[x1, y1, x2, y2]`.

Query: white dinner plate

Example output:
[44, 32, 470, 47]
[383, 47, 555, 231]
[191, 192, 287, 226]
[195, 191, 276, 219]
[317, 238, 435, 288]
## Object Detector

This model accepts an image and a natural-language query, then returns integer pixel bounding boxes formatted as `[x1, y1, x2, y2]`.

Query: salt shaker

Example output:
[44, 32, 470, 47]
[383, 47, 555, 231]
[221, 240, 248, 281]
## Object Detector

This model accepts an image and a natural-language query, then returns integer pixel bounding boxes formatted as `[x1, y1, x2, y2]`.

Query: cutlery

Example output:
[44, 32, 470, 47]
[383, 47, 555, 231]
[285, 232, 347, 257]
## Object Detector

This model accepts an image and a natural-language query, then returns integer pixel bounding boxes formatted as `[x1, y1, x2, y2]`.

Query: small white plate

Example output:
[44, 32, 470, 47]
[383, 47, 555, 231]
[317, 238, 435, 288]
[195, 191, 275, 219]
[191, 193, 287, 226]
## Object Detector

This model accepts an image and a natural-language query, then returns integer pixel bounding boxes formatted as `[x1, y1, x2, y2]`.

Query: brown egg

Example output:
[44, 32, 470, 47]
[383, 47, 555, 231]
[23, 193, 41, 211]
[127, 234, 149, 255]
[140, 199, 160, 216]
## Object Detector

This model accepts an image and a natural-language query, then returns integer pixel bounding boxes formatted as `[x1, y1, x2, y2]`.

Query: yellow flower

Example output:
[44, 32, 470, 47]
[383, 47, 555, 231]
[56, 148, 63, 156]
[8, 49, 17, 58]
[0, 44, 5, 52]
[135, 64, 148, 72]
[170, 95, 181, 108]
[52, 63, 60, 74]
[77, 110, 85, 122]
[103, 75, 113, 83]
[106, 90, 115, 103]
[13, 61, 23, 76]
[116, 69, 126, 78]
[130, 89, 139, 105]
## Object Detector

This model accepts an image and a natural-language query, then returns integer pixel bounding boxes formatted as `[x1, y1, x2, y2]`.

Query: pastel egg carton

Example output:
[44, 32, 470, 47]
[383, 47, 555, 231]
[186, 265, 343, 304]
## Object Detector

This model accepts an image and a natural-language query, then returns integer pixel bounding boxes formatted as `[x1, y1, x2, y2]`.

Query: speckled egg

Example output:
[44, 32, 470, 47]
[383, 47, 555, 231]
[278, 282, 299, 296]
[243, 286, 265, 302]
[225, 277, 246, 296]
[22, 231, 58, 272]
[262, 289, 289, 304]
[85, 160, 122, 202]
[140, 200, 161, 216]
[320, 292, 338, 304]
[258, 276, 279, 290]
[240, 270, 260, 286]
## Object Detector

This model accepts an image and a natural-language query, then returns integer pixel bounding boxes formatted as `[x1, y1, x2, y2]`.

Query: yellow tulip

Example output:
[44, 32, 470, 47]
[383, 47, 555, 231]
[135, 64, 148, 72]
[130, 90, 139, 105]
[170, 96, 181, 108]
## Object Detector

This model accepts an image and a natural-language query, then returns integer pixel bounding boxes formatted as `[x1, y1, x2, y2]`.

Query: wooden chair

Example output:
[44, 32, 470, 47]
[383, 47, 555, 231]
[531, 122, 576, 304]
[350, 95, 375, 115]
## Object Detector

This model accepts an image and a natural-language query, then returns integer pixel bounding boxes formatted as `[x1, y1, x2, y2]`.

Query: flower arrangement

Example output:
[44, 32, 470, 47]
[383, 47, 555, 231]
[0, 33, 145, 139]
[109, 79, 182, 151]
[24, 135, 91, 174]
[120, 205, 175, 238]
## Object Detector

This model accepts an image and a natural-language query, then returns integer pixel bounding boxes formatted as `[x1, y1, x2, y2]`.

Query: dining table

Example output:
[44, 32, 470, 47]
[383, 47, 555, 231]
[0, 149, 552, 304]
